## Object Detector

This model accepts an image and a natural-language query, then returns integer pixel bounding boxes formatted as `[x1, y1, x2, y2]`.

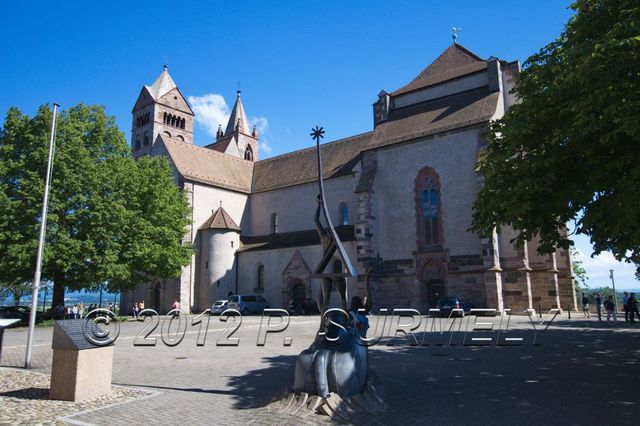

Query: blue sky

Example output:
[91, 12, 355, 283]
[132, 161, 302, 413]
[1, 0, 637, 290]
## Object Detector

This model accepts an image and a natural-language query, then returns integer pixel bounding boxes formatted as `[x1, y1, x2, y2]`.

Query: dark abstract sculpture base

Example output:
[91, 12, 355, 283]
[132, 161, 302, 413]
[293, 330, 368, 398]
[267, 320, 386, 419]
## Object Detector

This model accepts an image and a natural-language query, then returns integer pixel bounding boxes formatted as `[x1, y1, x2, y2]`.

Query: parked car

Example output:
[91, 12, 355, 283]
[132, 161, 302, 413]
[0, 306, 41, 325]
[436, 296, 474, 317]
[227, 295, 270, 315]
[210, 300, 228, 315]
[288, 298, 320, 315]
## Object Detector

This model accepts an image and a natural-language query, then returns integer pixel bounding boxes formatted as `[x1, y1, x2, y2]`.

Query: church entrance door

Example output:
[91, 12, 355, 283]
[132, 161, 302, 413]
[289, 280, 307, 313]
[424, 279, 444, 309]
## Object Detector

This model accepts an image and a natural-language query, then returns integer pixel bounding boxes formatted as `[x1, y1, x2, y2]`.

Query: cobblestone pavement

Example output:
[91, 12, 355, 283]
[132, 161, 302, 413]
[1, 313, 640, 425]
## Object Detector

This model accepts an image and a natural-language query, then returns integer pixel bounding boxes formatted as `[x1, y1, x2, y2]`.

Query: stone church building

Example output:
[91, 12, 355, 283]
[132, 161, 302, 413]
[121, 44, 578, 315]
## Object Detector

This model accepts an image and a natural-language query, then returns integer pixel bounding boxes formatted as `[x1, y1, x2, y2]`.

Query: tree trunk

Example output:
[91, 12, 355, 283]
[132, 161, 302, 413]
[52, 272, 65, 308]
[13, 291, 22, 306]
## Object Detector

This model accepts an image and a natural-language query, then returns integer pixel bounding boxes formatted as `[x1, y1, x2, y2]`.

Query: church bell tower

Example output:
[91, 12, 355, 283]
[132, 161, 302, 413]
[131, 65, 195, 157]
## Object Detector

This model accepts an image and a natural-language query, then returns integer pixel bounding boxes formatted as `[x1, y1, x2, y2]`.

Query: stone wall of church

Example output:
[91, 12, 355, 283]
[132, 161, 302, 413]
[244, 171, 360, 236]
[373, 127, 484, 261]
[367, 126, 488, 309]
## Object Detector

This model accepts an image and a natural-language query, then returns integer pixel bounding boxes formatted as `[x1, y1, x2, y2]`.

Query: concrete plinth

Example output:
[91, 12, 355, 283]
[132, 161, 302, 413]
[49, 320, 114, 402]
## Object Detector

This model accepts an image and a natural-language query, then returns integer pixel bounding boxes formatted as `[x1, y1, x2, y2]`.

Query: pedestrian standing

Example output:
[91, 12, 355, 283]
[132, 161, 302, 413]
[582, 294, 590, 318]
[605, 296, 617, 321]
[72, 304, 79, 319]
[171, 299, 181, 317]
[78, 302, 84, 319]
[628, 293, 639, 323]
[132, 302, 139, 319]
[622, 292, 630, 322]
[595, 293, 602, 321]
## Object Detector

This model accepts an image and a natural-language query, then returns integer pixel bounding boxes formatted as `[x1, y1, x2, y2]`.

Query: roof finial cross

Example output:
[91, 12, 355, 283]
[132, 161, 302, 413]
[452, 27, 461, 44]
[310, 126, 325, 143]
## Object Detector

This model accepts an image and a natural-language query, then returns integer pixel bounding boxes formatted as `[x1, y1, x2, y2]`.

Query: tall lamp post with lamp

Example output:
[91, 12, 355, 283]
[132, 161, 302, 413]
[609, 269, 618, 313]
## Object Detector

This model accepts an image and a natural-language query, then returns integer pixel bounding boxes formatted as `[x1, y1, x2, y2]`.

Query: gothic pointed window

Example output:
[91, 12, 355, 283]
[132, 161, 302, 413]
[244, 145, 253, 161]
[422, 176, 439, 245]
[415, 167, 442, 249]
[339, 202, 349, 225]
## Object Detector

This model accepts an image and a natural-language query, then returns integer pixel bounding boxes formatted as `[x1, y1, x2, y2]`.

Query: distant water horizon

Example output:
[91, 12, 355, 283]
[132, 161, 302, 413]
[1, 289, 120, 307]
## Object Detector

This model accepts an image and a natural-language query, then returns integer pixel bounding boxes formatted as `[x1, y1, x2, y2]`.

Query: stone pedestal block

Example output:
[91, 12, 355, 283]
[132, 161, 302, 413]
[49, 320, 114, 402]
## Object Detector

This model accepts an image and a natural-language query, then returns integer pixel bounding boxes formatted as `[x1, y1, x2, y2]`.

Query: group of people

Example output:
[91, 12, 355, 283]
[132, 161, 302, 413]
[131, 300, 145, 318]
[582, 292, 640, 322]
[52, 302, 117, 319]
[131, 299, 182, 318]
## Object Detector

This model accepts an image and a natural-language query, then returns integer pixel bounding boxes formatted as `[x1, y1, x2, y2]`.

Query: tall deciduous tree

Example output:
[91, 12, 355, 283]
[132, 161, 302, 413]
[472, 0, 640, 276]
[0, 104, 192, 307]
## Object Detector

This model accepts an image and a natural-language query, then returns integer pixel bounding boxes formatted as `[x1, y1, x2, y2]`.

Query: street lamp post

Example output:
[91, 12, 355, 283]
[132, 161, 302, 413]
[609, 269, 618, 313]
[25, 103, 59, 368]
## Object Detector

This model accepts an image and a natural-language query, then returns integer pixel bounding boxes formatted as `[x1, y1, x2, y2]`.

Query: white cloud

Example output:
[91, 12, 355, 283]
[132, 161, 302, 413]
[250, 116, 273, 157]
[188, 94, 230, 137]
[251, 116, 269, 135]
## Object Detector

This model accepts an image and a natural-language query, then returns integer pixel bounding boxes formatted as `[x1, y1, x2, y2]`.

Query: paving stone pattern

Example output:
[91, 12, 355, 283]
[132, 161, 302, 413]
[1, 314, 639, 425]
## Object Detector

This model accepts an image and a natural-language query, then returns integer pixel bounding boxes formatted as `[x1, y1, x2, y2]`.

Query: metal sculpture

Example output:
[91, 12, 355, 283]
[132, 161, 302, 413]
[283, 127, 385, 417]
[310, 126, 356, 314]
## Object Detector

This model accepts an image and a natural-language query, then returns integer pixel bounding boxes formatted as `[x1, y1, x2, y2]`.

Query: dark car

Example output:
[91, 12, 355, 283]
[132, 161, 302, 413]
[0, 305, 41, 325]
[436, 296, 474, 317]
[288, 298, 320, 315]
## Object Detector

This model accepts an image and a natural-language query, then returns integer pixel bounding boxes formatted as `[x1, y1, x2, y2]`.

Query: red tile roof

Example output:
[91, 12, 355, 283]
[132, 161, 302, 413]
[392, 44, 487, 96]
[199, 206, 241, 231]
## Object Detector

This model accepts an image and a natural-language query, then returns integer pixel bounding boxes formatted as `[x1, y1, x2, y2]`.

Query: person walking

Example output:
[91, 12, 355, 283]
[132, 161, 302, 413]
[605, 295, 617, 321]
[595, 292, 602, 321]
[582, 294, 590, 318]
[622, 292, 630, 322]
[628, 293, 639, 323]
[171, 299, 181, 318]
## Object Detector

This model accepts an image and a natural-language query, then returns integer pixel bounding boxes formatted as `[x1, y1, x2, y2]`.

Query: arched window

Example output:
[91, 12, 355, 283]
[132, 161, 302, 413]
[244, 145, 253, 161]
[181, 118, 186, 129]
[257, 264, 264, 290]
[171, 115, 176, 127]
[271, 213, 278, 234]
[339, 202, 349, 225]
[176, 135, 184, 142]
[164, 112, 168, 124]
[415, 167, 442, 249]
[422, 176, 439, 245]
[143, 133, 150, 147]
[134, 138, 141, 150]
[163, 131, 172, 138]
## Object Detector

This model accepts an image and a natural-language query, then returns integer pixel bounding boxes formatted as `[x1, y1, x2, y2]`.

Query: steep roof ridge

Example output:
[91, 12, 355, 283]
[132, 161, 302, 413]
[159, 135, 253, 193]
[169, 137, 253, 165]
[254, 130, 373, 165]
[392, 44, 487, 96]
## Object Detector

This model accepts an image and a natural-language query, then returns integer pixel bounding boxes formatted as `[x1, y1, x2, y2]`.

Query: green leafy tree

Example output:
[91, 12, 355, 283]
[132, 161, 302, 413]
[471, 0, 640, 276]
[571, 247, 589, 291]
[0, 104, 192, 308]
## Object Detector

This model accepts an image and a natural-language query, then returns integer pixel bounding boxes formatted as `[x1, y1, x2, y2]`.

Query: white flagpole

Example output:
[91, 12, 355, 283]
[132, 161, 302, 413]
[25, 103, 59, 368]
